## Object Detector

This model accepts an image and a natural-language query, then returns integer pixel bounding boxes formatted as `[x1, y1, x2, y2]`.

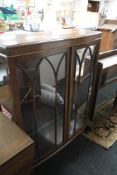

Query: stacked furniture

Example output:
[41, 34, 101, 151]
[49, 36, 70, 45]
[90, 49, 117, 127]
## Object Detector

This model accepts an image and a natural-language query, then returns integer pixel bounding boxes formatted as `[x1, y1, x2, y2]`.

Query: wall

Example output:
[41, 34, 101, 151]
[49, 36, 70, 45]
[107, 0, 117, 19]
[73, 0, 99, 27]
[99, 0, 117, 19]
[56, 0, 99, 27]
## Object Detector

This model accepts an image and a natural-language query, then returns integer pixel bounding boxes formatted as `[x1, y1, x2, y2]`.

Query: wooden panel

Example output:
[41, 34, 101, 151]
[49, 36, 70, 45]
[0, 29, 101, 56]
[0, 29, 101, 48]
[0, 112, 34, 175]
[99, 53, 117, 86]
[112, 31, 117, 49]
[98, 20, 117, 52]
[0, 146, 34, 175]
[0, 85, 10, 102]
[99, 30, 113, 52]
[0, 84, 13, 113]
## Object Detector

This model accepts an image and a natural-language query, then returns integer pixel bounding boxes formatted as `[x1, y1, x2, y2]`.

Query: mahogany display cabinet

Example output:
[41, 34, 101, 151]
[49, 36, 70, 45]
[0, 29, 101, 166]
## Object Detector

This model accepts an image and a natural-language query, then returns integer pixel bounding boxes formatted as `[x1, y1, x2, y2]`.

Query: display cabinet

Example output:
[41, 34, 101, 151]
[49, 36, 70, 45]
[14, 48, 70, 162]
[0, 29, 101, 166]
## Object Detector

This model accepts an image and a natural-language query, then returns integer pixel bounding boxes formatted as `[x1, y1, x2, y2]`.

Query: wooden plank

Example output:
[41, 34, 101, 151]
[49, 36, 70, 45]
[0, 29, 101, 56]
[0, 112, 34, 175]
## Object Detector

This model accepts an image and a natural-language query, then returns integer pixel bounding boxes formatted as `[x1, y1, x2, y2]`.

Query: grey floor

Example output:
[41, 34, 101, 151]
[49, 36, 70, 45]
[34, 135, 117, 175]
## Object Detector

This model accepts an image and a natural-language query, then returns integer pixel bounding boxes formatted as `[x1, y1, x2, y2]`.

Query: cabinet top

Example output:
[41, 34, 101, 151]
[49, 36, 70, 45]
[0, 28, 101, 56]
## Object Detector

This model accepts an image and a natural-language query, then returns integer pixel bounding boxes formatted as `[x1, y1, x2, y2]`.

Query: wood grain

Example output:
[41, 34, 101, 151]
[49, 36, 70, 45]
[0, 29, 101, 56]
[97, 20, 117, 52]
[0, 112, 34, 175]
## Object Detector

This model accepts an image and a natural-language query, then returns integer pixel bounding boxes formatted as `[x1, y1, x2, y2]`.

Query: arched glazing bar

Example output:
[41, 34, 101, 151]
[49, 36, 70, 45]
[15, 52, 67, 160]
[71, 45, 97, 134]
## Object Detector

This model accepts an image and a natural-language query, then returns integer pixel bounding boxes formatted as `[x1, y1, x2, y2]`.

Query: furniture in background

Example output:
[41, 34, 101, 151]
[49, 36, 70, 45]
[0, 29, 101, 167]
[0, 112, 34, 175]
[87, 0, 100, 13]
[97, 19, 117, 52]
[90, 49, 117, 127]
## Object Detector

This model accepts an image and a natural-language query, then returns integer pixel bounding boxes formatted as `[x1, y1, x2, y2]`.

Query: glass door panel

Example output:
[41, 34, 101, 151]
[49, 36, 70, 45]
[69, 45, 96, 136]
[15, 52, 68, 161]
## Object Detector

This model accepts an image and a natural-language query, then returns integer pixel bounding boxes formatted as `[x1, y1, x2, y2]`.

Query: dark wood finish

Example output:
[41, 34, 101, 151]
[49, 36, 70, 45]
[99, 50, 117, 86]
[99, 49, 117, 59]
[0, 29, 101, 50]
[88, 1, 99, 12]
[33, 124, 86, 168]
[0, 84, 13, 114]
[0, 29, 101, 167]
[0, 112, 34, 175]
[89, 61, 103, 121]
[68, 39, 101, 137]
[90, 49, 117, 124]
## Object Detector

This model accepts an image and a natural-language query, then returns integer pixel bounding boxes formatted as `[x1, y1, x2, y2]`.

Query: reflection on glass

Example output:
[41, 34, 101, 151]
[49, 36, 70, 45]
[70, 45, 95, 136]
[15, 53, 66, 161]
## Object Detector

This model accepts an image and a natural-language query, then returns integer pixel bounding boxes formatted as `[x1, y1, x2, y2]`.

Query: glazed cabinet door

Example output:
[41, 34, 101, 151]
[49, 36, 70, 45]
[68, 39, 100, 137]
[13, 48, 70, 162]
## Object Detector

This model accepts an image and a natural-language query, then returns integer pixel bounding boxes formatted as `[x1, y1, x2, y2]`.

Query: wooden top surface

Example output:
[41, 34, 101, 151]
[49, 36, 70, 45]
[0, 112, 33, 166]
[0, 28, 101, 57]
[97, 24, 117, 32]
[0, 28, 101, 48]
